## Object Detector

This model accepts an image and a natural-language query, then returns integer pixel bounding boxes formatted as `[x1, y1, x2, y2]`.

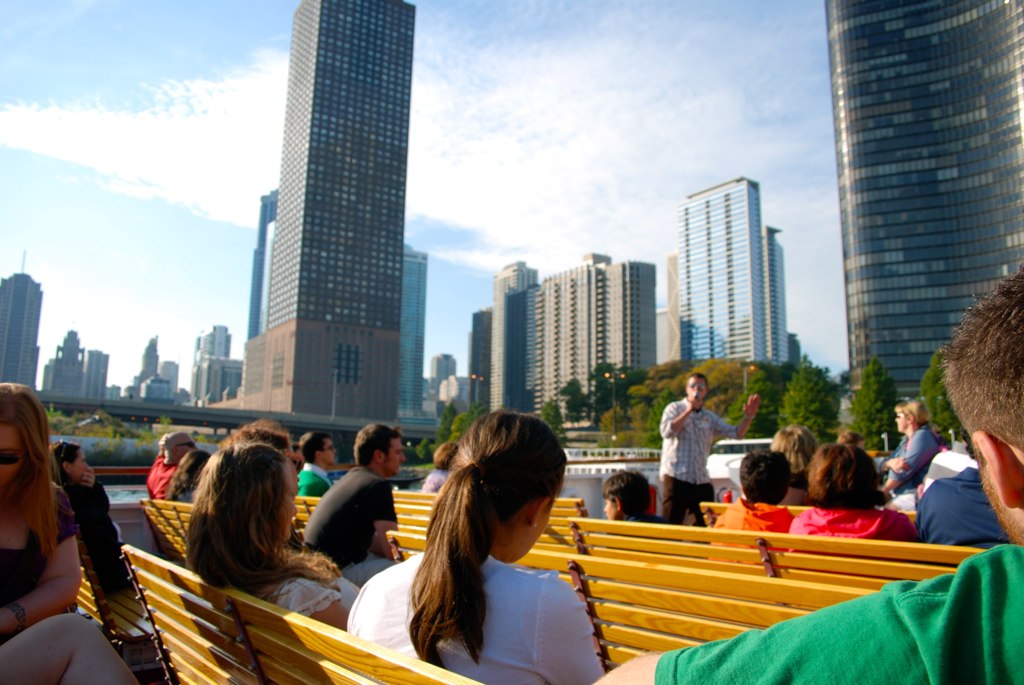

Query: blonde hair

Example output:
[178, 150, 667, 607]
[897, 400, 930, 425]
[187, 442, 338, 599]
[0, 383, 58, 557]
[771, 425, 817, 490]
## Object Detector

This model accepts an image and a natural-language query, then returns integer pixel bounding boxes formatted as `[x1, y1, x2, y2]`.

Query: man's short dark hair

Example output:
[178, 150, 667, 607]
[740, 450, 791, 504]
[688, 372, 709, 386]
[602, 471, 651, 516]
[354, 424, 402, 466]
[299, 431, 330, 463]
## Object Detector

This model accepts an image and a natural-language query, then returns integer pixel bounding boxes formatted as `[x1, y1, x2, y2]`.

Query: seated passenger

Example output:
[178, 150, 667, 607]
[836, 430, 865, 449]
[348, 411, 603, 685]
[0, 384, 81, 642]
[771, 425, 816, 505]
[603, 470, 666, 523]
[187, 442, 358, 630]
[52, 440, 131, 592]
[297, 432, 335, 497]
[421, 441, 457, 495]
[790, 444, 918, 542]
[917, 466, 1009, 548]
[714, 450, 794, 533]
[881, 400, 943, 511]
[165, 449, 211, 503]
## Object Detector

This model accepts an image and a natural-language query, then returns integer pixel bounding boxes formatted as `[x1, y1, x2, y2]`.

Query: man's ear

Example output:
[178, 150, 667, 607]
[972, 431, 1024, 509]
[613, 497, 625, 514]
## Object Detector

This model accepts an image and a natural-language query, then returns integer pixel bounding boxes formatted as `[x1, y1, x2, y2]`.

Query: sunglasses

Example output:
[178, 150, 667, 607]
[0, 452, 22, 465]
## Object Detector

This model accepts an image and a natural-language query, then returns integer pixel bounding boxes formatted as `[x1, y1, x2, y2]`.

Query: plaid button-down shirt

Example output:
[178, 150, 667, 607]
[659, 399, 738, 484]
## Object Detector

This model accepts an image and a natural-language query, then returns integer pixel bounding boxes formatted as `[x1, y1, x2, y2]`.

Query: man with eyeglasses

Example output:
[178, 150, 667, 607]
[297, 431, 336, 497]
[146, 431, 195, 500]
[658, 373, 760, 525]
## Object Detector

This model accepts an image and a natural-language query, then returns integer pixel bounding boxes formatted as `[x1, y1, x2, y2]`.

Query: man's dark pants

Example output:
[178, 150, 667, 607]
[661, 475, 714, 526]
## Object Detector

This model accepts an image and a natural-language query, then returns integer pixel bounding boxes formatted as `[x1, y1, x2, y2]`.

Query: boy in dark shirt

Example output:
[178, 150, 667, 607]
[603, 471, 667, 523]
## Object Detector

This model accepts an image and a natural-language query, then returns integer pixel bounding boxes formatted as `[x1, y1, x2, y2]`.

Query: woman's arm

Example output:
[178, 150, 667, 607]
[883, 430, 939, 492]
[0, 536, 81, 635]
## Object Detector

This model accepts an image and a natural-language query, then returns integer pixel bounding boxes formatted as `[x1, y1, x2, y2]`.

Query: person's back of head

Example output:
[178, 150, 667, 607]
[299, 431, 331, 464]
[410, 410, 566, 667]
[51, 440, 82, 488]
[806, 443, 885, 510]
[223, 418, 291, 452]
[603, 470, 651, 519]
[432, 441, 458, 471]
[836, 430, 865, 448]
[166, 449, 211, 501]
[771, 425, 817, 487]
[944, 267, 1024, 545]
[354, 423, 401, 466]
[739, 450, 791, 505]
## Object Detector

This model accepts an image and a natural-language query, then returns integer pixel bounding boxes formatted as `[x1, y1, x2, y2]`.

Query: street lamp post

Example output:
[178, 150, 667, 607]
[603, 370, 626, 441]
[742, 364, 757, 391]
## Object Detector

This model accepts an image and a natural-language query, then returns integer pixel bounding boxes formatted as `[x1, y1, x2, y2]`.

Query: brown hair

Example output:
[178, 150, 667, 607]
[0, 383, 58, 557]
[51, 440, 83, 488]
[836, 430, 865, 447]
[431, 441, 458, 470]
[806, 443, 885, 509]
[187, 442, 338, 598]
[221, 418, 292, 451]
[944, 269, 1024, 446]
[166, 449, 211, 501]
[354, 424, 402, 466]
[771, 425, 817, 490]
[409, 411, 566, 667]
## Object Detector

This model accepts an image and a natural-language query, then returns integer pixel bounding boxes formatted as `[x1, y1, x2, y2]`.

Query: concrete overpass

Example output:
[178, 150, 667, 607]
[36, 392, 437, 444]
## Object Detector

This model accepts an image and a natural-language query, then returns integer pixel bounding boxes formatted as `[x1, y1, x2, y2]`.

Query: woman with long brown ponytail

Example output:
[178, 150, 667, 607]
[349, 411, 602, 684]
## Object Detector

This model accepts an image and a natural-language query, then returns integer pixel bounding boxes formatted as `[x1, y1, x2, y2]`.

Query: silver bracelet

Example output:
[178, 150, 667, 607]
[4, 601, 27, 633]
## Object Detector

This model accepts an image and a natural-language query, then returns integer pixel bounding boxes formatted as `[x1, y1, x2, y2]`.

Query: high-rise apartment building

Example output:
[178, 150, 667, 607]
[490, 262, 538, 410]
[158, 361, 180, 394]
[399, 245, 427, 416]
[82, 350, 109, 399]
[429, 353, 456, 398]
[468, 308, 491, 409]
[0, 273, 42, 387]
[677, 178, 787, 364]
[242, 0, 415, 418]
[42, 330, 85, 395]
[248, 190, 278, 341]
[665, 252, 680, 361]
[127, 337, 159, 399]
[192, 326, 240, 405]
[533, 255, 655, 407]
[827, 0, 1024, 393]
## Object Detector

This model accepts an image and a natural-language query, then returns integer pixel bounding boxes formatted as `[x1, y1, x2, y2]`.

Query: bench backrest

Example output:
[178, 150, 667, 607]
[568, 517, 975, 590]
[391, 491, 589, 517]
[701, 501, 917, 525]
[123, 545, 482, 685]
[139, 499, 191, 564]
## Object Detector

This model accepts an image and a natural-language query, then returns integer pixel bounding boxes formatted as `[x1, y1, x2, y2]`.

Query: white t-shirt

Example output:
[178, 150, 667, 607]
[348, 554, 603, 685]
[268, 576, 359, 617]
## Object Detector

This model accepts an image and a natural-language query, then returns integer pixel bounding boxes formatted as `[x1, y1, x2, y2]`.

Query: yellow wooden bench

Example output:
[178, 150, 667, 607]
[391, 490, 589, 516]
[123, 544, 483, 685]
[700, 500, 917, 526]
[75, 537, 158, 672]
[139, 498, 191, 564]
[386, 530, 870, 670]
[565, 517, 976, 591]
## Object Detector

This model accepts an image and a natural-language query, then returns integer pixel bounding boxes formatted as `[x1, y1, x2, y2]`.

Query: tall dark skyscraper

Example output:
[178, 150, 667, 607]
[0, 273, 42, 387]
[468, 308, 491, 410]
[827, 0, 1024, 394]
[242, 0, 415, 418]
[248, 189, 278, 341]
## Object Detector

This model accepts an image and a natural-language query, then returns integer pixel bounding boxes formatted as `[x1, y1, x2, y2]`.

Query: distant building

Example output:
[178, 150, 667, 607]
[656, 307, 670, 365]
[0, 272, 42, 387]
[247, 190, 278, 341]
[665, 252, 680, 362]
[195, 326, 231, 361]
[42, 330, 85, 395]
[468, 308, 492, 409]
[827, 0, 1024, 393]
[399, 245, 428, 417]
[491, 262, 538, 411]
[127, 337, 159, 398]
[438, 374, 468, 410]
[533, 255, 655, 408]
[677, 178, 787, 364]
[82, 351, 109, 400]
[241, 0, 415, 419]
[429, 353, 456, 399]
[788, 333, 802, 365]
[158, 361, 180, 395]
[140, 376, 173, 403]
[191, 325, 240, 405]
[105, 385, 121, 400]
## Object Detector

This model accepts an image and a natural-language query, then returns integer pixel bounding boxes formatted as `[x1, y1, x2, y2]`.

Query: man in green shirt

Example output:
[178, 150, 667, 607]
[297, 431, 335, 497]
[600, 269, 1024, 685]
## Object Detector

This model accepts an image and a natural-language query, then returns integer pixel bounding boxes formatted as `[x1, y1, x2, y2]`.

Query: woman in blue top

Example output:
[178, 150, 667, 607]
[881, 400, 942, 511]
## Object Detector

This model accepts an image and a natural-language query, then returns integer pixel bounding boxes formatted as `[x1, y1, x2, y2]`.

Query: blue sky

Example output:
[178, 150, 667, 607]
[0, 0, 846, 392]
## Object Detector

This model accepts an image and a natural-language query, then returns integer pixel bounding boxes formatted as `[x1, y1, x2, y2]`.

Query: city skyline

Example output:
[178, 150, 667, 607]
[1, 1, 846, 391]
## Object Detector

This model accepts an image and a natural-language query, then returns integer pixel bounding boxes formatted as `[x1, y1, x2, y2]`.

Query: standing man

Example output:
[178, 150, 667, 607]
[297, 431, 335, 497]
[659, 373, 760, 525]
[146, 431, 195, 500]
[303, 424, 404, 586]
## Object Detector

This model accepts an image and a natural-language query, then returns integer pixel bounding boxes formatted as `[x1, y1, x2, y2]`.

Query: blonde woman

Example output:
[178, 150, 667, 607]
[771, 425, 817, 505]
[187, 442, 357, 629]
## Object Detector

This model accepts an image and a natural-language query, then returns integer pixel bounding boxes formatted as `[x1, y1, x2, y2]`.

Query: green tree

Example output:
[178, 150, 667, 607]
[643, 388, 676, 448]
[448, 402, 488, 443]
[540, 400, 567, 442]
[414, 438, 434, 462]
[559, 379, 590, 424]
[920, 349, 962, 441]
[780, 357, 839, 442]
[726, 368, 780, 438]
[851, 356, 899, 450]
[436, 402, 457, 443]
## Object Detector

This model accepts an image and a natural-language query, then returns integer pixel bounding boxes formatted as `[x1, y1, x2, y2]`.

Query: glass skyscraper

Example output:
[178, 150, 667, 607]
[398, 244, 427, 417]
[247, 190, 278, 342]
[0, 272, 42, 388]
[243, 0, 415, 418]
[827, 0, 1024, 393]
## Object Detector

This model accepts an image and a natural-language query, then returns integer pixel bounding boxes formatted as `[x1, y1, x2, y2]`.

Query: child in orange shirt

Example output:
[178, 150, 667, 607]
[714, 450, 794, 532]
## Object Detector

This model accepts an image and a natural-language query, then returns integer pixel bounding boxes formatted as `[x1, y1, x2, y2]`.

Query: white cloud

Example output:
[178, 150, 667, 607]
[0, 48, 287, 227]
